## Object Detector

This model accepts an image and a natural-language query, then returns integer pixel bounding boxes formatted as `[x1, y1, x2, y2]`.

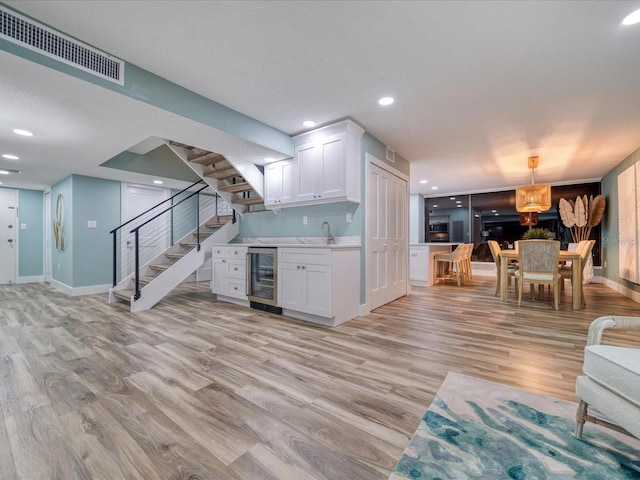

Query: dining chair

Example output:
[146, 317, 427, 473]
[515, 240, 561, 310]
[560, 239, 595, 306]
[487, 240, 517, 297]
[461, 243, 473, 283]
[434, 244, 467, 286]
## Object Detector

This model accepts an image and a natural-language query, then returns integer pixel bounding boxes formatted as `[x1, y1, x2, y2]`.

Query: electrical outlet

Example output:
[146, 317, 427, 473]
[303, 216, 308, 225]
[346, 213, 352, 223]
[604, 260, 607, 268]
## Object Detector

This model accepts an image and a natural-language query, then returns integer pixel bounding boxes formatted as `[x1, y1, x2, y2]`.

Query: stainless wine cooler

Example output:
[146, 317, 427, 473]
[247, 247, 281, 314]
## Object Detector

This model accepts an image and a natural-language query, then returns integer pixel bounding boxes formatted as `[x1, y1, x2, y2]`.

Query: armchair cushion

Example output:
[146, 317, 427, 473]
[583, 345, 640, 408]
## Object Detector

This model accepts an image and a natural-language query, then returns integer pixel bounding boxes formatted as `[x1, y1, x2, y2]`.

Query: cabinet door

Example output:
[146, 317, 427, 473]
[264, 160, 296, 206]
[212, 259, 227, 295]
[278, 262, 305, 309]
[318, 133, 346, 200]
[296, 143, 319, 201]
[303, 264, 332, 316]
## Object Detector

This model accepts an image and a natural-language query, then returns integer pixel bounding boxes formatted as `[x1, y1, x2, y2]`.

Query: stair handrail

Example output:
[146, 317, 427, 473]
[111, 179, 205, 288]
[109, 179, 204, 236]
[129, 184, 211, 300]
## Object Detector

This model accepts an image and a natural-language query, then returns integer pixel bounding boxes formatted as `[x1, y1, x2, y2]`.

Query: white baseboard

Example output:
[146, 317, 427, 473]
[18, 275, 44, 284]
[601, 277, 640, 304]
[50, 279, 111, 296]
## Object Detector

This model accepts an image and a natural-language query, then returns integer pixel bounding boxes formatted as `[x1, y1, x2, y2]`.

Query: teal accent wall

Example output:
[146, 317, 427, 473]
[72, 175, 121, 287]
[239, 202, 360, 240]
[601, 146, 640, 295]
[51, 176, 74, 286]
[18, 188, 44, 277]
[51, 175, 120, 287]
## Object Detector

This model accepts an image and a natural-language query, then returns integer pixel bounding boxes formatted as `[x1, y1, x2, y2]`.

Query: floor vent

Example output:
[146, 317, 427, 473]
[0, 6, 124, 85]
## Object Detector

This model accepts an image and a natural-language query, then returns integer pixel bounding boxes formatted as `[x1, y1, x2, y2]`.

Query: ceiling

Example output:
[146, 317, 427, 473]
[2, 0, 640, 196]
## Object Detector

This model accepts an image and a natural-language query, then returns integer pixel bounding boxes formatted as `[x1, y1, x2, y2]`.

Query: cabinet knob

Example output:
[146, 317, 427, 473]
[222, 259, 226, 263]
[301, 265, 306, 269]
[297, 265, 301, 269]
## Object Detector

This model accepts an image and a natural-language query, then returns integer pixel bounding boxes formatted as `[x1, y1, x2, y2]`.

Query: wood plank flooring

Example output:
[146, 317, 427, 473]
[0, 277, 639, 479]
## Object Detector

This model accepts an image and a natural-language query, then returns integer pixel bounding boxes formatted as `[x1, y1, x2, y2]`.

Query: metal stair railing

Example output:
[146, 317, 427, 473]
[111, 183, 235, 301]
[110, 180, 205, 287]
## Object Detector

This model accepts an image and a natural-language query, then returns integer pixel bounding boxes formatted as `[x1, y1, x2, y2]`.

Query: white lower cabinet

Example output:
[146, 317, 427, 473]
[212, 246, 248, 302]
[277, 247, 359, 326]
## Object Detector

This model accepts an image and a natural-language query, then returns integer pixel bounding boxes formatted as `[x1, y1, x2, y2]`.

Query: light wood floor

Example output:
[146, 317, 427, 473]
[1, 277, 639, 479]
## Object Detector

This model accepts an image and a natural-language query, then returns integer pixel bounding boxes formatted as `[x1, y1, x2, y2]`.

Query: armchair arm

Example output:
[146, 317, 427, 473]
[587, 315, 640, 346]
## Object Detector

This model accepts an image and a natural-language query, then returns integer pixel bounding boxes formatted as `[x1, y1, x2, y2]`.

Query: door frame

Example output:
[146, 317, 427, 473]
[44, 190, 52, 283]
[363, 153, 409, 315]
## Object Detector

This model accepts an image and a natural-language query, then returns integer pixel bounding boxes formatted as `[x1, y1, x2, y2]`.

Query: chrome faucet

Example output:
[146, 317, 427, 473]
[321, 221, 334, 244]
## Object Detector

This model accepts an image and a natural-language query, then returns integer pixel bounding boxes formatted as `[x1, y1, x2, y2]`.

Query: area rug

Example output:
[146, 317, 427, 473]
[390, 372, 640, 479]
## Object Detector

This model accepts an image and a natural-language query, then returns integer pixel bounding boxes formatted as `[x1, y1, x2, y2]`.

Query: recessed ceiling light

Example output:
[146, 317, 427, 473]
[0, 170, 10, 175]
[378, 96, 395, 106]
[13, 129, 34, 137]
[419, 180, 427, 184]
[153, 180, 163, 184]
[302, 120, 316, 128]
[450, 197, 456, 200]
[2, 154, 19, 160]
[622, 8, 640, 25]
[0, 168, 21, 174]
[431, 186, 438, 190]
[456, 200, 461, 204]
[492, 209, 497, 212]
[457, 205, 462, 208]
[495, 213, 499, 216]
[432, 204, 438, 208]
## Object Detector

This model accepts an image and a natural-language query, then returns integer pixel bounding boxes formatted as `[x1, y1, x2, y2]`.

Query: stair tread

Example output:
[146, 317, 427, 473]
[169, 141, 193, 149]
[149, 264, 170, 271]
[205, 168, 238, 180]
[112, 289, 133, 302]
[218, 182, 253, 193]
[234, 197, 264, 206]
[189, 151, 226, 166]
[180, 242, 197, 248]
[165, 252, 185, 259]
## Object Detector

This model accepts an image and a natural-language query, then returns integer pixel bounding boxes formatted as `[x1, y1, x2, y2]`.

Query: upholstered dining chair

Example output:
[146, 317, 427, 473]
[515, 240, 561, 310]
[434, 244, 467, 286]
[576, 315, 640, 440]
[488, 240, 517, 297]
[560, 240, 595, 306]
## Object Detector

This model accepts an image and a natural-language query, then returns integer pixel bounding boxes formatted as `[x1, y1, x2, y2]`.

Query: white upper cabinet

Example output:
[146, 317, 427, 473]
[264, 120, 364, 208]
[264, 159, 296, 206]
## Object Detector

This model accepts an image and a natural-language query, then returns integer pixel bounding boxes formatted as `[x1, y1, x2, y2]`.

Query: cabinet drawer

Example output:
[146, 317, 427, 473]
[213, 258, 246, 278]
[212, 246, 247, 258]
[278, 248, 331, 266]
[225, 279, 246, 298]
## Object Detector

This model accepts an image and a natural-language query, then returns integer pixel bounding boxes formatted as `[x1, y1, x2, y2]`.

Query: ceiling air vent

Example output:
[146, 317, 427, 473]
[0, 6, 124, 85]
[386, 147, 395, 163]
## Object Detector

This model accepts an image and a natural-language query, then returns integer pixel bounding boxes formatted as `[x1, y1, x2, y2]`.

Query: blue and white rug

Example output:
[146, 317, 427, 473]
[390, 372, 640, 479]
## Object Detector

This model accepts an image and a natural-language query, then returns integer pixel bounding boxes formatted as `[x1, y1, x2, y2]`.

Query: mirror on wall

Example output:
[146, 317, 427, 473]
[424, 182, 601, 265]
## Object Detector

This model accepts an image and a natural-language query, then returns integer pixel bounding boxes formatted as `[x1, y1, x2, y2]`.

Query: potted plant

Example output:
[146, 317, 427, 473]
[558, 194, 606, 283]
[522, 227, 554, 240]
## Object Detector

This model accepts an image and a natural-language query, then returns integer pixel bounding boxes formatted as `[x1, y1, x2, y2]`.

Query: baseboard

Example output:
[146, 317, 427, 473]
[49, 279, 111, 296]
[601, 277, 640, 304]
[18, 275, 44, 284]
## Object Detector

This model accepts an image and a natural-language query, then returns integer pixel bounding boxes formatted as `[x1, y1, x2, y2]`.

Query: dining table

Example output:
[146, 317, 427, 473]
[499, 249, 583, 310]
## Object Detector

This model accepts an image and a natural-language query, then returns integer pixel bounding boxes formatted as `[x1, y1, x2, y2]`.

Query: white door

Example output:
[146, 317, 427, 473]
[0, 189, 18, 284]
[44, 191, 52, 282]
[121, 184, 169, 278]
[367, 160, 408, 310]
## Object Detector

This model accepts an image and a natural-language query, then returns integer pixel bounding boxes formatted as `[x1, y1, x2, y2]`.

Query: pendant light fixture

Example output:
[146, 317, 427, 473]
[515, 156, 551, 212]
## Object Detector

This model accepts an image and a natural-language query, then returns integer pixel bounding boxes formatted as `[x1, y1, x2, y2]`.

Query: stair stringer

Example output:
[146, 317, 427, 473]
[129, 220, 239, 312]
[165, 142, 265, 215]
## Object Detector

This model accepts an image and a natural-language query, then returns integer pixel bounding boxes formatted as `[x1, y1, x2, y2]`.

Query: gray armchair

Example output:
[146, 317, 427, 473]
[575, 316, 640, 439]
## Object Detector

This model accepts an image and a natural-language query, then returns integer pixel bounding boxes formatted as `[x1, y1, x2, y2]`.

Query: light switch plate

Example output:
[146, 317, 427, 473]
[20, 223, 26, 229]
[303, 216, 308, 225]
[88, 220, 97, 228]
[346, 213, 352, 223]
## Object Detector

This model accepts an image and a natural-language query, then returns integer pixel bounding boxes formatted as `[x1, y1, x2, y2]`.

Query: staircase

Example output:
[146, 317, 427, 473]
[109, 184, 239, 312]
[168, 142, 265, 213]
